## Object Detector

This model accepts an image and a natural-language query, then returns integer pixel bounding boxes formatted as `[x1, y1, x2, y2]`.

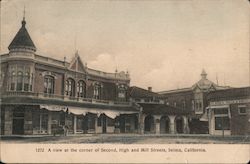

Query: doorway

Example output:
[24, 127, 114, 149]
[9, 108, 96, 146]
[102, 115, 107, 133]
[12, 109, 25, 135]
[144, 115, 155, 133]
[175, 116, 184, 134]
[160, 116, 170, 133]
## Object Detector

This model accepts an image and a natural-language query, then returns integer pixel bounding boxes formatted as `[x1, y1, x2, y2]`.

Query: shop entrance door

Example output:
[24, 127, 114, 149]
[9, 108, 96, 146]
[12, 110, 25, 135]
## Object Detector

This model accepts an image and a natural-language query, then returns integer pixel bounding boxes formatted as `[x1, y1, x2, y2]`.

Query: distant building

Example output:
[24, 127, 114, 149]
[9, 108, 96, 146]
[207, 87, 250, 136]
[128, 86, 190, 134]
[158, 70, 230, 134]
[128, 86, 164, 104]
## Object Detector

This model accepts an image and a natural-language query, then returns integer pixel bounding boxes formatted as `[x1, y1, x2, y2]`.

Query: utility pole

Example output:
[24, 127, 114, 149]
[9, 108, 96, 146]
[216, 73, 219, 85]
[222, 117, 224, 138]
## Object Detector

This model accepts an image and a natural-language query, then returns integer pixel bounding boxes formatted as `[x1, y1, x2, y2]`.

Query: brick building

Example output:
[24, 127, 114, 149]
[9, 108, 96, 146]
[0, 18, 140, 135]
[206, 87, 250, 136]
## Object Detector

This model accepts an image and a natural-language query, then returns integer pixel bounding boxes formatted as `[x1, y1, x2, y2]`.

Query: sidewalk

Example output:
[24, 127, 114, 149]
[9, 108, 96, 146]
[1, 133, 249, 138]
[1, 133, 249, 143]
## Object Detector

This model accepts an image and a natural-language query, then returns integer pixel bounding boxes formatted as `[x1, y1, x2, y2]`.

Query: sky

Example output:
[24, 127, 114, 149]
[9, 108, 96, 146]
[1, 0, 250, 92]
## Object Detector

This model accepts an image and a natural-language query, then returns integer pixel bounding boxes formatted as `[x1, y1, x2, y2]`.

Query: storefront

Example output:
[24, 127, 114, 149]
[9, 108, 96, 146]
[1, 104, 139, 135]
[207, 87, 250, 136]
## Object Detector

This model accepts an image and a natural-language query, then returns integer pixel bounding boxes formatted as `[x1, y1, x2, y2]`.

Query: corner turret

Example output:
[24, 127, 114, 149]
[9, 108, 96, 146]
[8, 17, 36, 52]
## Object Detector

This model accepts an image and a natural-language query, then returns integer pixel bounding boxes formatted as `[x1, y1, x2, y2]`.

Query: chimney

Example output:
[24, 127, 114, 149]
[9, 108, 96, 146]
[148, 87, 152, 92]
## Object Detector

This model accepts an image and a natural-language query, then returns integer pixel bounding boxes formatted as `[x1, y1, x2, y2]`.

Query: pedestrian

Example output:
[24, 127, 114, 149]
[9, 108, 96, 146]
[63, 125, 69, 136]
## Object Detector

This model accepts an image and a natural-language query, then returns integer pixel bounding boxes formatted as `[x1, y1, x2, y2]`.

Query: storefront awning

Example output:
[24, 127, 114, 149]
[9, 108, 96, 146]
[40, 105, 67, 112]
[40, 105, 138, 119]
[68, 107, 138, 119]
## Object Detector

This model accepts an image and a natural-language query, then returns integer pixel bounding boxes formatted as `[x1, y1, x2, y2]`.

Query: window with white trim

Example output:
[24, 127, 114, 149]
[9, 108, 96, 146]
[8, 65, 32, 92]
[117, 84, 127, 101]
[65, 78, 75, 97]
[44, 75, 55, 94]
[214, 108, 230, 130]
[77, 80, 86, 98]
[16, 71, 23, 91]
[10, 71, 16, 91]
[93, 83, 102, 99]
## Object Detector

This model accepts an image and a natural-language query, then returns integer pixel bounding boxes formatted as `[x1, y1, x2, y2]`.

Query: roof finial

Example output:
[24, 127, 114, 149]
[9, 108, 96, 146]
[22, 5, 26, 26]
[23, 5, 26, 21]
[201, 69, 207, 79]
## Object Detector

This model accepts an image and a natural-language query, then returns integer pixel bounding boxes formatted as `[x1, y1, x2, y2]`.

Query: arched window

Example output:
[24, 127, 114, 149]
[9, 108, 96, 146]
[77, 80, 86, 98]
[16, 71, 23, 91]
[93, 83, 101, 99]
[24, 72, 30, 91]
[118, 89, 125, 98]
[117, 84, 126, 101]
[10, 71, 16, 91]
[8, 65, 32, 92]
[65, 78, 75, 96]
[44, 75, 55, 94]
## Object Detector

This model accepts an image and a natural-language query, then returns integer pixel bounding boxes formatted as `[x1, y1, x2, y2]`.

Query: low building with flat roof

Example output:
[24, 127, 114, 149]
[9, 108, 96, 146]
[206, 87, 250, 136]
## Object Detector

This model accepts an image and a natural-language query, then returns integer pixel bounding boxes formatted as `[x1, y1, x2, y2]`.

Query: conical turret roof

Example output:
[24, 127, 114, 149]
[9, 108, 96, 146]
[8, 19, 36, 51]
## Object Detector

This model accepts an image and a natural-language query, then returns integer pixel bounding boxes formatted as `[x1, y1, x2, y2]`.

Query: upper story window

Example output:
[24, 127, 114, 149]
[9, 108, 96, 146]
[238, 105, 247, 115]
[117, 84, 127, 101]
[174, 102, 177, 107]
[195, 101, 203, 113]
[196, 102, 199, 110]
[24, 71, 31, 91]
[65, 78, 75, 97]
[182, 100, 186, 109]
[8, 65, 33, 92]
[77, 80, 86, 98]
[16, 71, 23, 91]
[0, 70, 5, 88]
[118, 88, 126, 98]
[191, 100, 195, 111]
[93, 82, 102, 99]
[44, 75, 55, 94]
[10, 71, 16, 91]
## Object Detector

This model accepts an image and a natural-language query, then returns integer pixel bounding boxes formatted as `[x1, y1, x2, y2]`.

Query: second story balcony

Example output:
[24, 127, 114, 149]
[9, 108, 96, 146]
[1, 91, 132, 107]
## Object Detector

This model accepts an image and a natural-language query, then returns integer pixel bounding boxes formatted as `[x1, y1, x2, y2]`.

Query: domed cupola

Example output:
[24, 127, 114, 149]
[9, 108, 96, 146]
[8, 17, 36, 52]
